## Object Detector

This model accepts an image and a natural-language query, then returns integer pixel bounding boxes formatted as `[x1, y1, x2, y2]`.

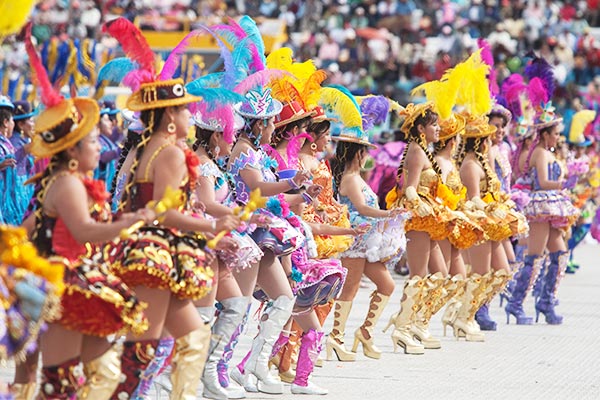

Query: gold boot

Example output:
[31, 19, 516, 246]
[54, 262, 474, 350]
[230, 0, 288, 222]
[352, 291, 390, 359]
[439, 276, 466, 336]
[78, 343, 122, 399]
[411, 273, 445, 349]
[11, 383, 37, 400]
[390, 277, 426, 355]
[170, 324, 212, 400]
[452, 274, 488, 341]
[326, 300, 356, 361]
[484, 269, 512, 305]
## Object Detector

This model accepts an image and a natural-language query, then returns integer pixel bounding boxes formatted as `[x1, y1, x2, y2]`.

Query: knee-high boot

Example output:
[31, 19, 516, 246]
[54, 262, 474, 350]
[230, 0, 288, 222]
[452, 274, 487, 341]
[388, 277, 427, 355]
[535, 250, 568, 325]
[290, 330, 327, 395]
[475, 269, 512, 331]
[217, 302, 251, 391]
[325, 300, 355, 361]
[110, 339, 160, 400]
[352, 291, 389, 359]
[169, 324, 212, 399]
[201, 297, 249, 400]
[11, 383, 36, 400]
[131, 336, 174, 399]
[410, 273, 446, 349]
[38, 357, 83, 399]
[243, 295, 294, 394]
[78, 343, 122, 399]
[505, 254, 544, 325]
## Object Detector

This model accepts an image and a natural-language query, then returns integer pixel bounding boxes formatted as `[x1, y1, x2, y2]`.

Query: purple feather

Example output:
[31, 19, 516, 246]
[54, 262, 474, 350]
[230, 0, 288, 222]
[524, 56, 556, 100]
[360, 96, 390, 131]
[195, 24, 239, 89]
[159, 29, 204, 81]
[509, 190, 531, 210]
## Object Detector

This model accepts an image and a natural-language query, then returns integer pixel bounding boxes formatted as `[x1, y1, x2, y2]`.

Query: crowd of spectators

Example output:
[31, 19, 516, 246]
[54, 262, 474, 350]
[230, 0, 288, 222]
[2, 0, 600, 134]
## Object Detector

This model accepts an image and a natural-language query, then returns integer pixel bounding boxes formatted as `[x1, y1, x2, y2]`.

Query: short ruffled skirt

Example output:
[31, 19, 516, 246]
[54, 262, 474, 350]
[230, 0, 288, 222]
[340, 211, 410, 268]
[467, 211, 513, 242]
[447, 211, 486, 249]
[50, 256, 148, 337]
[217, 230, 263, 270]
[0, 266, 61, 363]
[108, 226, 215, 300]
[393, 196, 453, 241]
[250, 210, 302, 256]
[523, 190, 580, 230]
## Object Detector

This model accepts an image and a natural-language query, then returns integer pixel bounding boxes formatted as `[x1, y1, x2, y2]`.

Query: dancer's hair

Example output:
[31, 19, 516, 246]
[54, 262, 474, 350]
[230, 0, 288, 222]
[396, 109, 441, 182]
[456, 136, 495, 195]
[307, 120, 331, 138]
[271, 116, 311, 147]
[109, 129, 142, 197]
[331, 141, 366, 198]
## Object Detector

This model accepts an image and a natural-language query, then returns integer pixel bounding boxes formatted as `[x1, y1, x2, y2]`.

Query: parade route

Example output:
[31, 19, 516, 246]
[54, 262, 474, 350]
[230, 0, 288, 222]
[3, 243, 599, 399]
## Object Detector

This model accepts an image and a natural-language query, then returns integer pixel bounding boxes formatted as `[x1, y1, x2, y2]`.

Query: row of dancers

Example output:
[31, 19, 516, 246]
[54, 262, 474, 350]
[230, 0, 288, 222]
[1, 15, 594, 400]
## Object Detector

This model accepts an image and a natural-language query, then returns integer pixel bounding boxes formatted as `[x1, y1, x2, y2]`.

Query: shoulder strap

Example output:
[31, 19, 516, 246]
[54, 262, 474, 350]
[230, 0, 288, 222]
[142, 142, 173, 182]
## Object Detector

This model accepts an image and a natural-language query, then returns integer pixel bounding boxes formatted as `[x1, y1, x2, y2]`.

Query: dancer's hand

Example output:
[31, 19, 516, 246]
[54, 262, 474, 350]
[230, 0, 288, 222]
[215, 215, 241, 233]
[352, 224, 370, 235]
[215, 236, 239, 252]
[250, 213, 271, 227]
[306, 184, 322, 198]
[489, 206, 507, 220]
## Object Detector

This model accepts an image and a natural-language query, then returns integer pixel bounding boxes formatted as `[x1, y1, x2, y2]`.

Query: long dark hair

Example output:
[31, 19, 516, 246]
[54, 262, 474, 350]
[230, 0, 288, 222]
[396, 109, 441, 182]
[457, 136, 494, 195]
[330, 141, 366, 198]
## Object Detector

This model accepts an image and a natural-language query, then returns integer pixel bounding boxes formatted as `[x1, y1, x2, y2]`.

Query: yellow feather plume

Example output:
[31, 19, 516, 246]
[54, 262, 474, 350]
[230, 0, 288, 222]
[569, 110, 596, 144]
[319, 87, 362, 129]
[47, 39, 58, 77]
[411, 80, 457, 120]
[0, 0, 36, 39]
[302, 70, 327, 110]
[266, 47, 294, 70]
[450, 50, 492, 117]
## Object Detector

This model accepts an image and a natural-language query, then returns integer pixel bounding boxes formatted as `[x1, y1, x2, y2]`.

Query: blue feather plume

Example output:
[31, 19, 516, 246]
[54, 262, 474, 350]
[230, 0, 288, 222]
[96, 58, 138, 87]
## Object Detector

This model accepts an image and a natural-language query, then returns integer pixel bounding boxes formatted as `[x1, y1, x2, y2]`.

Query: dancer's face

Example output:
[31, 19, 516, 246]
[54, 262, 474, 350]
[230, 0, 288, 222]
[70, 128, 102, 172]
[489, 116, 505, 144]
[314, 129, 331, 152]
[169, 106, 192, 140]
[214, 132, 233, 157]
[545, 125, 560, 148]
[421, 119, 440, 143]
[259, 117, 276, 145]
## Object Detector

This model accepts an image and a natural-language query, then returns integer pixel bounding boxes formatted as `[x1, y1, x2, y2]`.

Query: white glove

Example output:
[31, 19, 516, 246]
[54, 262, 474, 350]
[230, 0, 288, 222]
[470, 196, 487, 211]
[404, 186, 419, 202]
[405, 186, 433, 217]
[490, 207, 507, 220]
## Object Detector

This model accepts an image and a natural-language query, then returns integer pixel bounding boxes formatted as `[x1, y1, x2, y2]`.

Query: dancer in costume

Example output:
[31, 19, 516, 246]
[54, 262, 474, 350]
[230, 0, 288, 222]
[23, 27, 150, 399]
[94, 101, 121, 187]
[190, 102, 263, 400]
[0, 226, 62, 399]
[0, 97, 23, 226]
[226, 86, 306, 395]
[103, 18, 240, 399]
[520, 103, 579, 325]
[329, 124, 408, 361]
[11, 101, 36, 216]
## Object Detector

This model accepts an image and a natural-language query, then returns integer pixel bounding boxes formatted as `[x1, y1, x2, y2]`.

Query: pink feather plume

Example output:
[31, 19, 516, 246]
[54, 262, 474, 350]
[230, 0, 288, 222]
[102, 18, 155, 76]
[477, 38, 499, 96]
[25, 23, 64, 108]
[159, 29, 204, 81]
[233, 69, 290, 94]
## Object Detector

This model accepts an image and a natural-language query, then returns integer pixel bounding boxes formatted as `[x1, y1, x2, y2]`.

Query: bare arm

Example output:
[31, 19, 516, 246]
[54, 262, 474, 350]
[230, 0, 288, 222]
[341, 175, 390, 219]
[403, 143, 426, 190]
[196, 175, 234, 218]
[308, 221, 355, 236]
[460, 160, 483, 200]
[532, 149, 562, 190]
[49, 175, 143, 244]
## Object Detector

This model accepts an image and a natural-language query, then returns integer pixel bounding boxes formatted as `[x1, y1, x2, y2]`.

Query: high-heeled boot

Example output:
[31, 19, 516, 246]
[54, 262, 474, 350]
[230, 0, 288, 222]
[202, 296, 249, 400]
[475, 269, 511, 331]
[131, 336, 175, 399]
[39, 357, 83, 399]
[500, 257, 524, 307]
[11, 383, 37, 400]
[110, 339, 159, 400]
[270, 326, 296, 383]
[352, 291, 390, 359]
[291, 330, 328, 395]
[77, 343, 122, 399]
[505, 255, 543, 325]
[170, 324, 212, 399]
[217, 302, 251, 391]
[532, 254, 549, 300]
[410, 273, 445, 349]
[388, 277, 426, 355]
[535, 250, 568, 325]
[452, 274, 487, 341]
[441, 277, 467, 336]
[325, 300, 356, 361]
[244, 295, 294, 394]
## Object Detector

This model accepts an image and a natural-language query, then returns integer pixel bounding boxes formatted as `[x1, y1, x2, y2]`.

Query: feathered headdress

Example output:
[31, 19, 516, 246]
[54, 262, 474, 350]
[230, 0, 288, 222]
[102, 17, 200, 111]
[24, 23, 99, 159]
[356, 95, 391, 132]
[321, 86, 374, 148]
[523, 55, 562, 129]
[568, 110, 596, 146]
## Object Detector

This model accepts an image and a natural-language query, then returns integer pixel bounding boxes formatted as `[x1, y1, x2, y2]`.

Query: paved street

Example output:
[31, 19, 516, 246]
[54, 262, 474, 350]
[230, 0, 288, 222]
[3, 243, 599, 399]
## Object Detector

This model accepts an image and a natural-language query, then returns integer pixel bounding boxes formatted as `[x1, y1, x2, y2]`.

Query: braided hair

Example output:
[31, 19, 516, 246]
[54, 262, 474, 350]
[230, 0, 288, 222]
[116, 107, 166, 212]
[396, 109, 441, 182]
[109, 129, 142, 198]
[330, 141, 366, 198]
[459, 137, 495, 196]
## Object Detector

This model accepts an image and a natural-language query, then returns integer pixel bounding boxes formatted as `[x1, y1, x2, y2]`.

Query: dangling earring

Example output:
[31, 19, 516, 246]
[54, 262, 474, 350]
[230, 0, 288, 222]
[167, 118, 177, 135]
[420, 132, 426, 145]
[214, 145, 221, 158]
[68, 159, 79, 172]
[310, 142, 318, 154]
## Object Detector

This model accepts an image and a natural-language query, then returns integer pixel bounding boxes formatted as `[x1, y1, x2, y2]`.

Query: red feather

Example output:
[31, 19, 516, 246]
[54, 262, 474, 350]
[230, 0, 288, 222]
[24, 23, 63, 108]
[102, 18, 155, 76]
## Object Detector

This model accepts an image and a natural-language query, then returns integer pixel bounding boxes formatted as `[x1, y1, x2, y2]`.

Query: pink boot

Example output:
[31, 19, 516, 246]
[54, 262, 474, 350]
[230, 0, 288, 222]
[291, 330, 327, 395]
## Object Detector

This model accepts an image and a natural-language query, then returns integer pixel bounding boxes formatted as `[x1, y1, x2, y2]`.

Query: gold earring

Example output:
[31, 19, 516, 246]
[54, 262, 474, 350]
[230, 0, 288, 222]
[310, 142, 318, 152]
[167, 121, 177, 134]
[68, 159, 79, 171]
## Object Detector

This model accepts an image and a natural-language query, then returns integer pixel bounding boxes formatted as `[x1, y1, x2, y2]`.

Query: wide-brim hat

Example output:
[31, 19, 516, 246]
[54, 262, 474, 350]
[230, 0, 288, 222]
[332, 127, 377, 149]
[193, 111, 245, 133]
[461, 113, 497, 139]
[489, 103, 512, 125]
[534, 102, 563, 130]
[399, 102, 434, 134]
[28, 98, 100, 159]
[438, 113, 466, 142]
[234, 88, 283, 120]
[126, 78, 202, 112]
[274, 100, 316, 128]
[310, 105, 337, 123]
[13, 101, 38, 120]
[0, 95, 14, 111]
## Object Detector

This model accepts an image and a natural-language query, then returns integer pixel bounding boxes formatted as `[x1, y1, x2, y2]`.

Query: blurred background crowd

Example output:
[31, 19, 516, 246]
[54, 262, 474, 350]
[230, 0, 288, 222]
[2, 0, 600, 136]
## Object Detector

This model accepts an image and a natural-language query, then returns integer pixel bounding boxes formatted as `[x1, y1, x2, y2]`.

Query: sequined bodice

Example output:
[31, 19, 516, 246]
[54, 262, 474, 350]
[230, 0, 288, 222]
[415, 168, 440, 198]
[229, 147, 278, 205]
[199, 162, 229, 203]
[530, 161, 562, 191]
[339, 185, 379, 214]
[446, 168, 463, 194]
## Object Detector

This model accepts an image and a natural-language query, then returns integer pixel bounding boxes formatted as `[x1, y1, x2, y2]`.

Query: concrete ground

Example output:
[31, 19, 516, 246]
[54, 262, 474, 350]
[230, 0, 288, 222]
[2, 243, 599, 399]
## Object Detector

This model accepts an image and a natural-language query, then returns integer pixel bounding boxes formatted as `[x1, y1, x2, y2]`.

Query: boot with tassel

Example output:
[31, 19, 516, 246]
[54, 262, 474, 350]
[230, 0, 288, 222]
[451, 274, 487, 341]
[325, 300, 355, 361]
[39, 357, 83, 399]
[410, 273, 445, 349]
[352, 291, 390, 359]
[475, 269, 512, 331]
[535, 251, 568, 325]
[441, 277, 467, 336]
[505, 255, 543, 324]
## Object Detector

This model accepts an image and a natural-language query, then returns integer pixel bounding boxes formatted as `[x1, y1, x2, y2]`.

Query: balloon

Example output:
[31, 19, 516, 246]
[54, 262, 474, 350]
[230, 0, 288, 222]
[507, 57, 522, 72]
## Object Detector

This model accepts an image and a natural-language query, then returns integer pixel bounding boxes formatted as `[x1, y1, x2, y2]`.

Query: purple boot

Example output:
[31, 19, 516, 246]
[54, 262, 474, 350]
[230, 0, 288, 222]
[474, 304, 497, 331]
[505, 254, 543, 325]
[535, 251, 567, 325]
[217, 302, 251, 389]
[291, 329, 327, 395]
[131, 336, 174, 399]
